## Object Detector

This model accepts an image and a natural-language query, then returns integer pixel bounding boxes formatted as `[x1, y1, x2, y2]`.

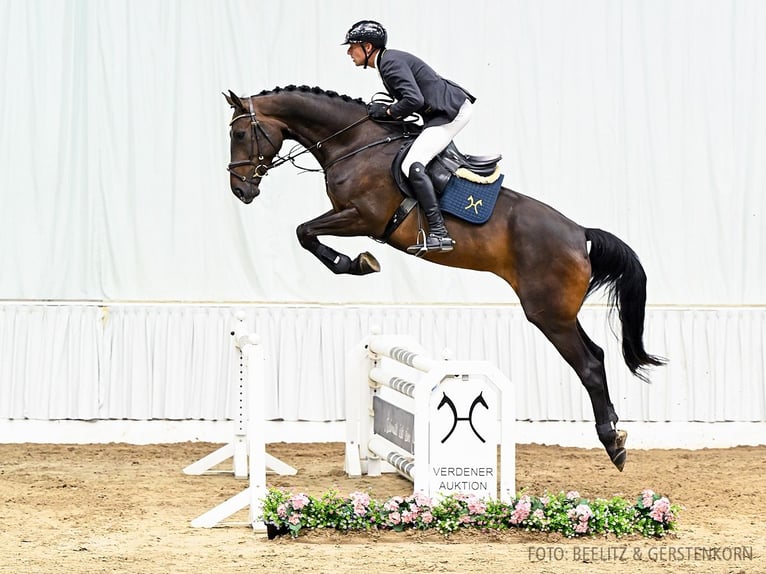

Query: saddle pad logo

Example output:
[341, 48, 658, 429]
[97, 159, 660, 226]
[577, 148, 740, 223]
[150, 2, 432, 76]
[465, 195, 483, 215]
[439, 174, 504, 224]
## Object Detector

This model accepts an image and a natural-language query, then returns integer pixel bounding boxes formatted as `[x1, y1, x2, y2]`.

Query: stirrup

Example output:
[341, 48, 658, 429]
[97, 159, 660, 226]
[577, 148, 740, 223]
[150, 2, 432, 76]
[406, 231, 455, 258]
[406, 228, 429, 257]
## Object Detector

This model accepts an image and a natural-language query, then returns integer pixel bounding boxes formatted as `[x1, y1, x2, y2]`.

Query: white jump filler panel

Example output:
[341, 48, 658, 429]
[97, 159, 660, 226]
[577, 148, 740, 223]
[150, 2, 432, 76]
[345, 330, 515, 502]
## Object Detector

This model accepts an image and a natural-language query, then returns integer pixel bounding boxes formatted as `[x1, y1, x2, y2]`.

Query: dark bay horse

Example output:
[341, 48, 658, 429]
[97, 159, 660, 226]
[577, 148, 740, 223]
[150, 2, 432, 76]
[224, 85, 664, 471]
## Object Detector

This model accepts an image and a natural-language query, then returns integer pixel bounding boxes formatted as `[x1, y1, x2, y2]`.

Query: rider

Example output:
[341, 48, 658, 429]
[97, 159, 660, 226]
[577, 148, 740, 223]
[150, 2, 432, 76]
[343, 20, 476, 255]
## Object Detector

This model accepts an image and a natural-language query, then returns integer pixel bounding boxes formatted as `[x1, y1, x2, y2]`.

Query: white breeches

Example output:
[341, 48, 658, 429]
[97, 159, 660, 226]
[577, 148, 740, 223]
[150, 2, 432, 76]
[401, 99, 474, 175]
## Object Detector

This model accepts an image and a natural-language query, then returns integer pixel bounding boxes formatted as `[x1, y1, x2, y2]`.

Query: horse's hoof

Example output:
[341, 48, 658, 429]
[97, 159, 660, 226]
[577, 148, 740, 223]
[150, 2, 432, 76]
[611, 448, 627, 472]
[358, 252, 381, 274]
[611, 429, 628, 471]
[615, 429, 628, 450]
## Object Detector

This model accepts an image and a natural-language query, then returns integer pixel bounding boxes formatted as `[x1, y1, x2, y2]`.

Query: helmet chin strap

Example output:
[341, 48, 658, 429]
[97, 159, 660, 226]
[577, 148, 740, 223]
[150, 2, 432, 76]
[363, 44, 374, 69]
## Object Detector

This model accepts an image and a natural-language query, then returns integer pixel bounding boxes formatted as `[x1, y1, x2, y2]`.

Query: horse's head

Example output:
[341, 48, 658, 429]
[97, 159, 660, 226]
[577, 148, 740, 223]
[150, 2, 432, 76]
[224, 90, 285, 204]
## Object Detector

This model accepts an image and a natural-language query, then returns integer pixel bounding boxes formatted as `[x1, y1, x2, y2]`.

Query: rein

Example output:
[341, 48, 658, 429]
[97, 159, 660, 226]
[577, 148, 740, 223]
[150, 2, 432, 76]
[228, 97, 390, 184]
[323, 133, 408, 172]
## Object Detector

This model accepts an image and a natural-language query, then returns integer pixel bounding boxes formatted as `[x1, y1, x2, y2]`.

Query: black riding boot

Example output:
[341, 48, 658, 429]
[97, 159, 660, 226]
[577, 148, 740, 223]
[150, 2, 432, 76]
[406, 162, 455, 256]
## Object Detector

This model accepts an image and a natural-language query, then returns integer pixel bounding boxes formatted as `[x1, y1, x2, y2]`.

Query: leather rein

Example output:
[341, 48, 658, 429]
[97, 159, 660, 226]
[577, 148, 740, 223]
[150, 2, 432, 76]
[227, 96, 406, 184]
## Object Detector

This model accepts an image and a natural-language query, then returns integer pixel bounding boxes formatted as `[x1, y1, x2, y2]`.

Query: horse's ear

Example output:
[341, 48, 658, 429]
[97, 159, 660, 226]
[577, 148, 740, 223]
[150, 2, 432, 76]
[224, 90, 244, 110]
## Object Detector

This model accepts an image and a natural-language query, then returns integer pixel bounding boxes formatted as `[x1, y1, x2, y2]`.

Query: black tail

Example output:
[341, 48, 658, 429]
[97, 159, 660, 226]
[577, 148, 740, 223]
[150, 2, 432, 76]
[585, 228, 665, 382]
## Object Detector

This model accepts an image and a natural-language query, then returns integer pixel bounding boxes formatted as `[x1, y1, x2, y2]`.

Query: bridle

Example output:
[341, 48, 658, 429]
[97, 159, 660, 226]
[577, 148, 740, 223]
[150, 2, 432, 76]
[226, 97, 283, 186]
[227, 96, 375, 185]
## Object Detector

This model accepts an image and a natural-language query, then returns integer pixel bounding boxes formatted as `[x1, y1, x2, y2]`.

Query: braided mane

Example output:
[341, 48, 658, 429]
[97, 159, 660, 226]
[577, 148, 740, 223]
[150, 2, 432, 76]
[253, 85, 365, 107]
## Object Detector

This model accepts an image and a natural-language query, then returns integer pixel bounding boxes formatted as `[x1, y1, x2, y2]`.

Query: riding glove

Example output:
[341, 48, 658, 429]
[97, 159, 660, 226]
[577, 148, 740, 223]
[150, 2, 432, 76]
[367, 102, 389, 120]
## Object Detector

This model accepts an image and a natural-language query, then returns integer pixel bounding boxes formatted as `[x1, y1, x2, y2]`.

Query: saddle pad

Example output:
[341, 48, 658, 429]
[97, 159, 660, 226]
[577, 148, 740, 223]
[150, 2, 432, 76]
[439, 174, 504, 224]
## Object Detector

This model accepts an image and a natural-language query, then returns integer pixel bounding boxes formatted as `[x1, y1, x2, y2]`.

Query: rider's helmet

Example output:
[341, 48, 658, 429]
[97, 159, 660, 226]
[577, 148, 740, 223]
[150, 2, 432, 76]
[342, 20, 387, 49]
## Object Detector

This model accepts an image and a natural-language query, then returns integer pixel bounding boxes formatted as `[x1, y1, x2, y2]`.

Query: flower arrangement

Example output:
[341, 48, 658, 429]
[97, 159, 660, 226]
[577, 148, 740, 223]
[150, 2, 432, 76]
[261, 487, 680, 539]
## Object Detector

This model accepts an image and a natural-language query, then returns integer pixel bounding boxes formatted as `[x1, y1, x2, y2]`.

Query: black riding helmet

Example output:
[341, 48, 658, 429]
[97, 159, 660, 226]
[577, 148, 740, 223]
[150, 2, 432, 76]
[342, 20, 387, 68]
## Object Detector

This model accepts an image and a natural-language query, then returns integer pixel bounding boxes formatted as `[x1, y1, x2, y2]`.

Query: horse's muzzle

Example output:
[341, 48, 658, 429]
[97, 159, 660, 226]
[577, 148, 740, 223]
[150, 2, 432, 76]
[228, 161, 266, 204]
[231, 181, 260, 204]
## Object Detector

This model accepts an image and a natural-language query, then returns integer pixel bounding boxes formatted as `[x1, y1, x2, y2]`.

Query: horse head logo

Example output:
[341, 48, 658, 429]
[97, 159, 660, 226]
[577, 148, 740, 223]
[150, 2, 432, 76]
[437, 392, 489, 443]
[464, 195, 483, 215]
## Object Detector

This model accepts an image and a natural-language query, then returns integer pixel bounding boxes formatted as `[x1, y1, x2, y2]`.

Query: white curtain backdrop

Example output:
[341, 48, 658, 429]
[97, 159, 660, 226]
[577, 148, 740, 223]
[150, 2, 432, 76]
[0, 0, 763, 303]
[0, 1, 764, 432]
[1, 302, 764, 424]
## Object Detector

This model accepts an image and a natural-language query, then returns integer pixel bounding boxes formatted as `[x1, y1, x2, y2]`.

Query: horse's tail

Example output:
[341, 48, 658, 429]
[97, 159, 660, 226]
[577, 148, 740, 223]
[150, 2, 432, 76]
[585, 228, 666, 382]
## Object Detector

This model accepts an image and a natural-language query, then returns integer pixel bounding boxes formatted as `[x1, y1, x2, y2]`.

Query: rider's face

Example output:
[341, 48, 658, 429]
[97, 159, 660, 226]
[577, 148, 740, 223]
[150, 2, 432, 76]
[347, 42, 372, 67]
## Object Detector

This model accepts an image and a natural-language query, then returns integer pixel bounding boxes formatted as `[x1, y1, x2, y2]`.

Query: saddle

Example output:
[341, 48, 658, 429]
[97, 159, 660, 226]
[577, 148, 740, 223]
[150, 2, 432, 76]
[376, 130, 505, 243]
[392, 140, 502, 196]
[386, 139, 504, 230]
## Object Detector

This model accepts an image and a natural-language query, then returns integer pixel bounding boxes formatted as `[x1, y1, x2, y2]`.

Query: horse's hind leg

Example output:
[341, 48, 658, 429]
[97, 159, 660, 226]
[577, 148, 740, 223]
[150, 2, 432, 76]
[577, 320, 619, 426]
[521, 301, 627, 470]
[575, 319, 628, 467]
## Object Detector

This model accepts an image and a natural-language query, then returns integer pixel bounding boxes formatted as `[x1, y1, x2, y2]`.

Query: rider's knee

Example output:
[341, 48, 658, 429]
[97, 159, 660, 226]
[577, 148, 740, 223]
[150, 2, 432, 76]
[401, 157, 414, 177]
[407, 162, 428, 182]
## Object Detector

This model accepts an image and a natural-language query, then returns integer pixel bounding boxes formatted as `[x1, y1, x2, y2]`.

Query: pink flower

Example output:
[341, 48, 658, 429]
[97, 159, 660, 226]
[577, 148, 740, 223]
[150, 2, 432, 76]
[353, 502, 368, 516]
[540, 496, 550, 507]
[384, 496, 403, 512]
[413, 492, 432, 507]
[460, 514, 473, 524]
[641, 489, 656, 508]
[510, 496, 531, 524]
[532, 509, 545, 521]
[288, 514, 301, 525]
[572, 503, 593, 533]
[467, 498, 487, 515]
[566, 491, 580, 501]
[277, 503, 287, 518]
[420, 510, 434, 524]
[350, 492, 371, 516]
[388, 511, 401, 525]
[575, 503, 593, 520]
[350, 491, 371, 507]
[290, 493, 309, 510]
[649, 497, 672, 522]
[401, 510, 417, 523]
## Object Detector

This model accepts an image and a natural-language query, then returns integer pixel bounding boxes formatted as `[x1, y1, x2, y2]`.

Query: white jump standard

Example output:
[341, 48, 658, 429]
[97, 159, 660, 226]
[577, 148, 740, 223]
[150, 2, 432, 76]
[186, 314, 296, 530]
[345, 331, 514, 502]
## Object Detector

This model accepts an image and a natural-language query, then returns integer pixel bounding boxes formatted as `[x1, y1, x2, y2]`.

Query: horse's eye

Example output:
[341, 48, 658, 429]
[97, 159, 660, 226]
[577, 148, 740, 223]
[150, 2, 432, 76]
[234, 130, 247, 141]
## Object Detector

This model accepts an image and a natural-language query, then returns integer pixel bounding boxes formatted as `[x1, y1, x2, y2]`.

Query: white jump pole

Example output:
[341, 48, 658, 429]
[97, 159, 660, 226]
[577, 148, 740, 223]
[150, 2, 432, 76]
[366, 334, 433, 495]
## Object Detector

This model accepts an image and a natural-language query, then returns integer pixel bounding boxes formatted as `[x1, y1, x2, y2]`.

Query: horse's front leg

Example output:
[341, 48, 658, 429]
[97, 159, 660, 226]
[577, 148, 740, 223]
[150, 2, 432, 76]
[296, 208, 381, 276]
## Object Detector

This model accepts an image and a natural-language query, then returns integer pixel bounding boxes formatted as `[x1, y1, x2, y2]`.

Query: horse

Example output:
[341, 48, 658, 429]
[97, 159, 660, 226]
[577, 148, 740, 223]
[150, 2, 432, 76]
[223, 85, 665, 471]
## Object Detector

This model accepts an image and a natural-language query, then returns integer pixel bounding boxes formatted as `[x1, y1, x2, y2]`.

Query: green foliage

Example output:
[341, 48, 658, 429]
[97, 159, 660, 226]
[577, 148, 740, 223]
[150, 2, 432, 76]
[261, 487, 681, 539]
